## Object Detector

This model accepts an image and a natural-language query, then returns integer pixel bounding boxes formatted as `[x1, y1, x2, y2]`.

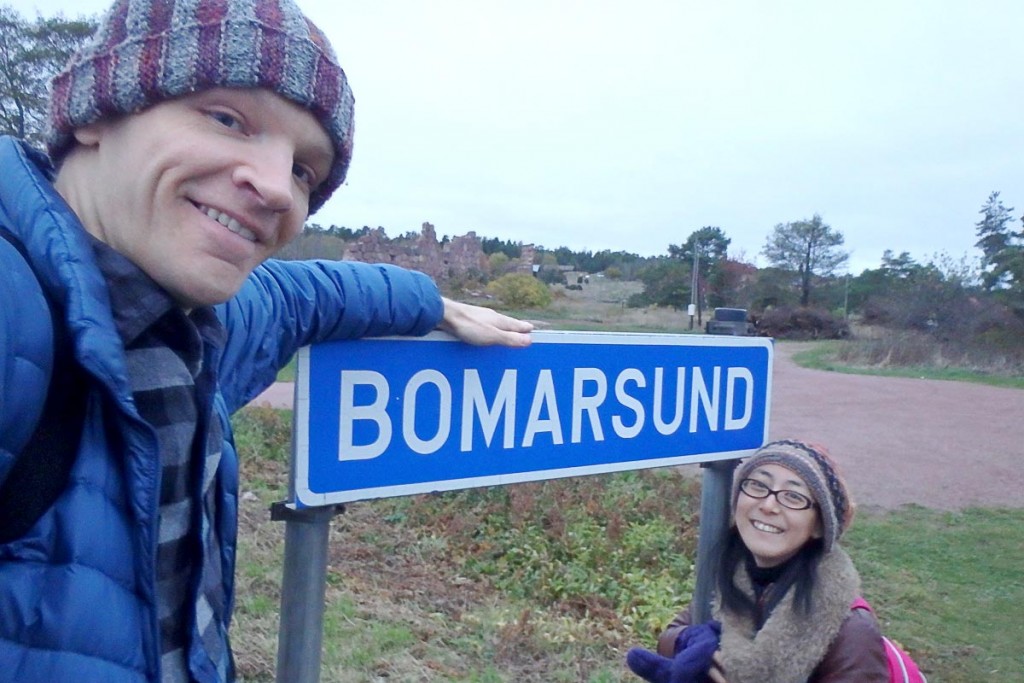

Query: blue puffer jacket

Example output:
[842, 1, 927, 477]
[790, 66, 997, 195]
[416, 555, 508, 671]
[0, 136, 444, 682]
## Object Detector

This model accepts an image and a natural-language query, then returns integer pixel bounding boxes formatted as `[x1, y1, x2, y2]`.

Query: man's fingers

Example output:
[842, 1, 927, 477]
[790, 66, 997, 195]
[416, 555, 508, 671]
[439, 298, 534, 347]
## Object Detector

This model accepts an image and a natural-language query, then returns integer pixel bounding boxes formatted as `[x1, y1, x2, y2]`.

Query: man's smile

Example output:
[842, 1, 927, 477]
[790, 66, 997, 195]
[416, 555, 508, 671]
[196, 203, 258, 243]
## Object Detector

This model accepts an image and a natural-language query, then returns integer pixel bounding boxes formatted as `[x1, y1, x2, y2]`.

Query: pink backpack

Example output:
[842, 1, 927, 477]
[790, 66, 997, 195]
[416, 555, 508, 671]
[851, 597, 928, 683]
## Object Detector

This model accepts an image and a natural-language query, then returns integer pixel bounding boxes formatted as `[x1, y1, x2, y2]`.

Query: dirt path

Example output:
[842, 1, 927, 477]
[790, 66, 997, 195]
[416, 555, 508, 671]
[251, 344, 1024, 511]
[768, 343, 1024, 512]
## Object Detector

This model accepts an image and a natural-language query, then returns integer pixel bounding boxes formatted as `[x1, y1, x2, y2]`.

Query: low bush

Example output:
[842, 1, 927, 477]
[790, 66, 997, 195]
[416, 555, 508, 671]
[486, 273, 553, 309]
[753, 306, 850, 340]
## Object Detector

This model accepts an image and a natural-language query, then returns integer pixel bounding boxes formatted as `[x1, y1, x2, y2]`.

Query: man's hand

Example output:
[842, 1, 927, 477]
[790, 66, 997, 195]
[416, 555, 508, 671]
[437, 297, 534, 347]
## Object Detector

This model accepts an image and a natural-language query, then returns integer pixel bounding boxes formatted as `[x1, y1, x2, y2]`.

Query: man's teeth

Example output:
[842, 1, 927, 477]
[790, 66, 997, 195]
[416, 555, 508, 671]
[203, 206, 256, 242]
[752, 520, 783, 534]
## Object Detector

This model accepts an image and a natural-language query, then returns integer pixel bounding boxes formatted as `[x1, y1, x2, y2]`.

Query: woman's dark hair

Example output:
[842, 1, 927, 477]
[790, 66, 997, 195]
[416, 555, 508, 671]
[716, 527, 826, 628]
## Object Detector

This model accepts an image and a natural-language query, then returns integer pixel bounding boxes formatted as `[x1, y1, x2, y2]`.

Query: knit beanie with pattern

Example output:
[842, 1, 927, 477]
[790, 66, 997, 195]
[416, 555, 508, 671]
[46, 0, 353, 215]
[732, 439, 854, 552]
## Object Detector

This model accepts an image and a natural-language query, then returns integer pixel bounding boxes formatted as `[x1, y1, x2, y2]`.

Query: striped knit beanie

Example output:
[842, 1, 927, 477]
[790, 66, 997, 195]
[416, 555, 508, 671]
[45, 0, 354, 215]
[732, 439, 854, 552]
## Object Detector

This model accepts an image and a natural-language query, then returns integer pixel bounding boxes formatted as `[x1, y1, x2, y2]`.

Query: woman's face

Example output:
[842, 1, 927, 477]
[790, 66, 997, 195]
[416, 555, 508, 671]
[735, 463, 823, 567]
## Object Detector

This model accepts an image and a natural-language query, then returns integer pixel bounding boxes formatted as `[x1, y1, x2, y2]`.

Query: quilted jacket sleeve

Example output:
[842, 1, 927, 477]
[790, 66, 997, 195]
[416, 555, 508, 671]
[215, 258, 444, 413]
[0, 235, 53, 485]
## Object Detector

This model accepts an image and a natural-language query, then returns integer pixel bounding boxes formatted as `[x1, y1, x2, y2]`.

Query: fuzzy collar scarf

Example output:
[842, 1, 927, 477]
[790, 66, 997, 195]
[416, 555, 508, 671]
[715, 546, 860, 683]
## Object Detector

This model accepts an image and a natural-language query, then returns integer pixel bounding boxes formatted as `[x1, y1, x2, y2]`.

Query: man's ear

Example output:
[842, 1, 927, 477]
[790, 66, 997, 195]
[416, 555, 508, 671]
[72, 121, 106, 147]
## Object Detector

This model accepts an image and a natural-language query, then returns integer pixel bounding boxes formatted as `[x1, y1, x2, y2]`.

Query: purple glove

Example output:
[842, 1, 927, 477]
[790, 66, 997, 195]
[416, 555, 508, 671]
[626, 621, 721, 683]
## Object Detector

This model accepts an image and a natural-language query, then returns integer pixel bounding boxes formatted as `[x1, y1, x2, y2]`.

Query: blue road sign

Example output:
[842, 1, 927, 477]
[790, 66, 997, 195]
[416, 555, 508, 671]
[292, 330, 773, 508]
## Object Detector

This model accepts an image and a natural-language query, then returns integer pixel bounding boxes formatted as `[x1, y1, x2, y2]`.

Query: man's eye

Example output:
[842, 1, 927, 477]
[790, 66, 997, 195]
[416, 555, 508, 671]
[210, 111, 243, 130]
[293, 163, 317, 188]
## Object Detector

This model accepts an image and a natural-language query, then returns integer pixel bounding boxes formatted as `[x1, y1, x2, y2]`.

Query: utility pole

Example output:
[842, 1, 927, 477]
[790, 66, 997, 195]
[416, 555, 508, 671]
[689, 244, 700, 329]
[843, 272, 850, 320]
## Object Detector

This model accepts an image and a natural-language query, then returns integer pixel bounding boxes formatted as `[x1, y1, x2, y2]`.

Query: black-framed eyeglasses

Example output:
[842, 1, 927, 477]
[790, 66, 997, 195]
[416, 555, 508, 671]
[739, 478, 815, 511]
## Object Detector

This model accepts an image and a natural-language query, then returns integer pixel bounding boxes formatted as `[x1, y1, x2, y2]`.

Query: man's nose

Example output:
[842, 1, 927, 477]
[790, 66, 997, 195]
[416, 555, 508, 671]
[234, 140, 295, 212]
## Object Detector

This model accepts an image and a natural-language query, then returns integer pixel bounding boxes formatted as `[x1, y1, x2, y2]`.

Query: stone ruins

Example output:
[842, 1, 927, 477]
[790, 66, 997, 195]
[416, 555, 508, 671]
[342, 222, 535, 281]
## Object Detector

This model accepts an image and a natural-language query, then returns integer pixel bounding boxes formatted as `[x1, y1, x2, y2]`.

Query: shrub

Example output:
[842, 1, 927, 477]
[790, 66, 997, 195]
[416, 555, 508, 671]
[754, 306, 850, 340]
[486, 273, 553, 308]
[488, 251, 511, 276]
[536, 267, 568, 286]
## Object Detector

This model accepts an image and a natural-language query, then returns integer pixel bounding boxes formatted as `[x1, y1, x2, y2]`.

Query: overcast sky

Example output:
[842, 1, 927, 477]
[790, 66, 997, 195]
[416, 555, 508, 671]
[12, 0, 1024, 274]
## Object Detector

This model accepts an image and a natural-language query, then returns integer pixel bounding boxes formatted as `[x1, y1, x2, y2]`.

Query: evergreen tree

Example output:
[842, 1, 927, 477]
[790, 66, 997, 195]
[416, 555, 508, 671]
[667, 226, 731, 319]
[974, 191, 1020, 291]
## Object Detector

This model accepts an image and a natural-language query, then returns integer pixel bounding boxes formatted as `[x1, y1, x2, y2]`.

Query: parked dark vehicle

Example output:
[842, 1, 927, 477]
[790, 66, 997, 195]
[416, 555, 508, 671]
[705, 307, 755, 336]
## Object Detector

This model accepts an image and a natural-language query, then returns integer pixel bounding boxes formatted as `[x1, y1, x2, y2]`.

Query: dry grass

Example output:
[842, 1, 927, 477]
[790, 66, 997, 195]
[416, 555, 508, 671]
[475, 278, 697, 334]
[832, 326, 1024, 378]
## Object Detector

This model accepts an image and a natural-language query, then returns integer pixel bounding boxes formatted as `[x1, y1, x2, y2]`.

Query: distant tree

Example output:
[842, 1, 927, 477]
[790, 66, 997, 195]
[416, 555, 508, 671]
[630, 258, 690, 309]
[667, 227, 730, 266]
[481, 237, 521, 259]
[744, 266, 802, 311]
[668, 227, 732, 316]
[487, 251, 511, 276]
[552, 246, 575, 266]
[714, 257, 758, 309]
[853, 249, 984, 334]
[762, 214, 848, 307]
[302, 223, 361, 241]
[880, 250, 927, 280]
[0, 6, 97, 146]
[846, 250, 925, 313]
[584, 249, 648, 279]
[974, 191, 1022, 293]
[536, 252, 566, 285]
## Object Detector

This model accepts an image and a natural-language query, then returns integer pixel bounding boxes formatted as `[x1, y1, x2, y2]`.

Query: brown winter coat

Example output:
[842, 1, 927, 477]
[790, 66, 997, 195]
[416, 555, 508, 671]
[657, 547, 889, 683]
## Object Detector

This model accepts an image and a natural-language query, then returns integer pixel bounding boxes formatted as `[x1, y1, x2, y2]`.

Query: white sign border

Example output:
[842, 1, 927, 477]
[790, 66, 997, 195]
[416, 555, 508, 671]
[292, 330, 773, 508]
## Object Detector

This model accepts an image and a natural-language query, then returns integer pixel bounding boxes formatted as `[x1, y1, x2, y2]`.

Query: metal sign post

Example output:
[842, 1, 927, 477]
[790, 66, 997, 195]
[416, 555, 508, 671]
[273, 378, 344, 683]
[272, 503, 337, 683]
[273, 330, 773, 680]
[692, 458, 738, 623]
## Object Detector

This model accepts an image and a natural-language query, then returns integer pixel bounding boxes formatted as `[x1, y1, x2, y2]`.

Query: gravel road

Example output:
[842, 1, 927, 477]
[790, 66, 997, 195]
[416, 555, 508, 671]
[768, 343, 1023, 511]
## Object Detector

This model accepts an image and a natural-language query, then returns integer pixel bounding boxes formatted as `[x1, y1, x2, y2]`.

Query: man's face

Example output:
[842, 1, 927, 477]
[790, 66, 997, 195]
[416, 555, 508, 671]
[62, 87, 334, 308]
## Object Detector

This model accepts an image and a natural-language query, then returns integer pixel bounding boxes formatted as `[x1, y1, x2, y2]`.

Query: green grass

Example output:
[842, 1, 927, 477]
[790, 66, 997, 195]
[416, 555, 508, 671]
[791, 340, 1024, 389]
[846, 507, 1024, 681]
[229, 406, 1024, 682]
